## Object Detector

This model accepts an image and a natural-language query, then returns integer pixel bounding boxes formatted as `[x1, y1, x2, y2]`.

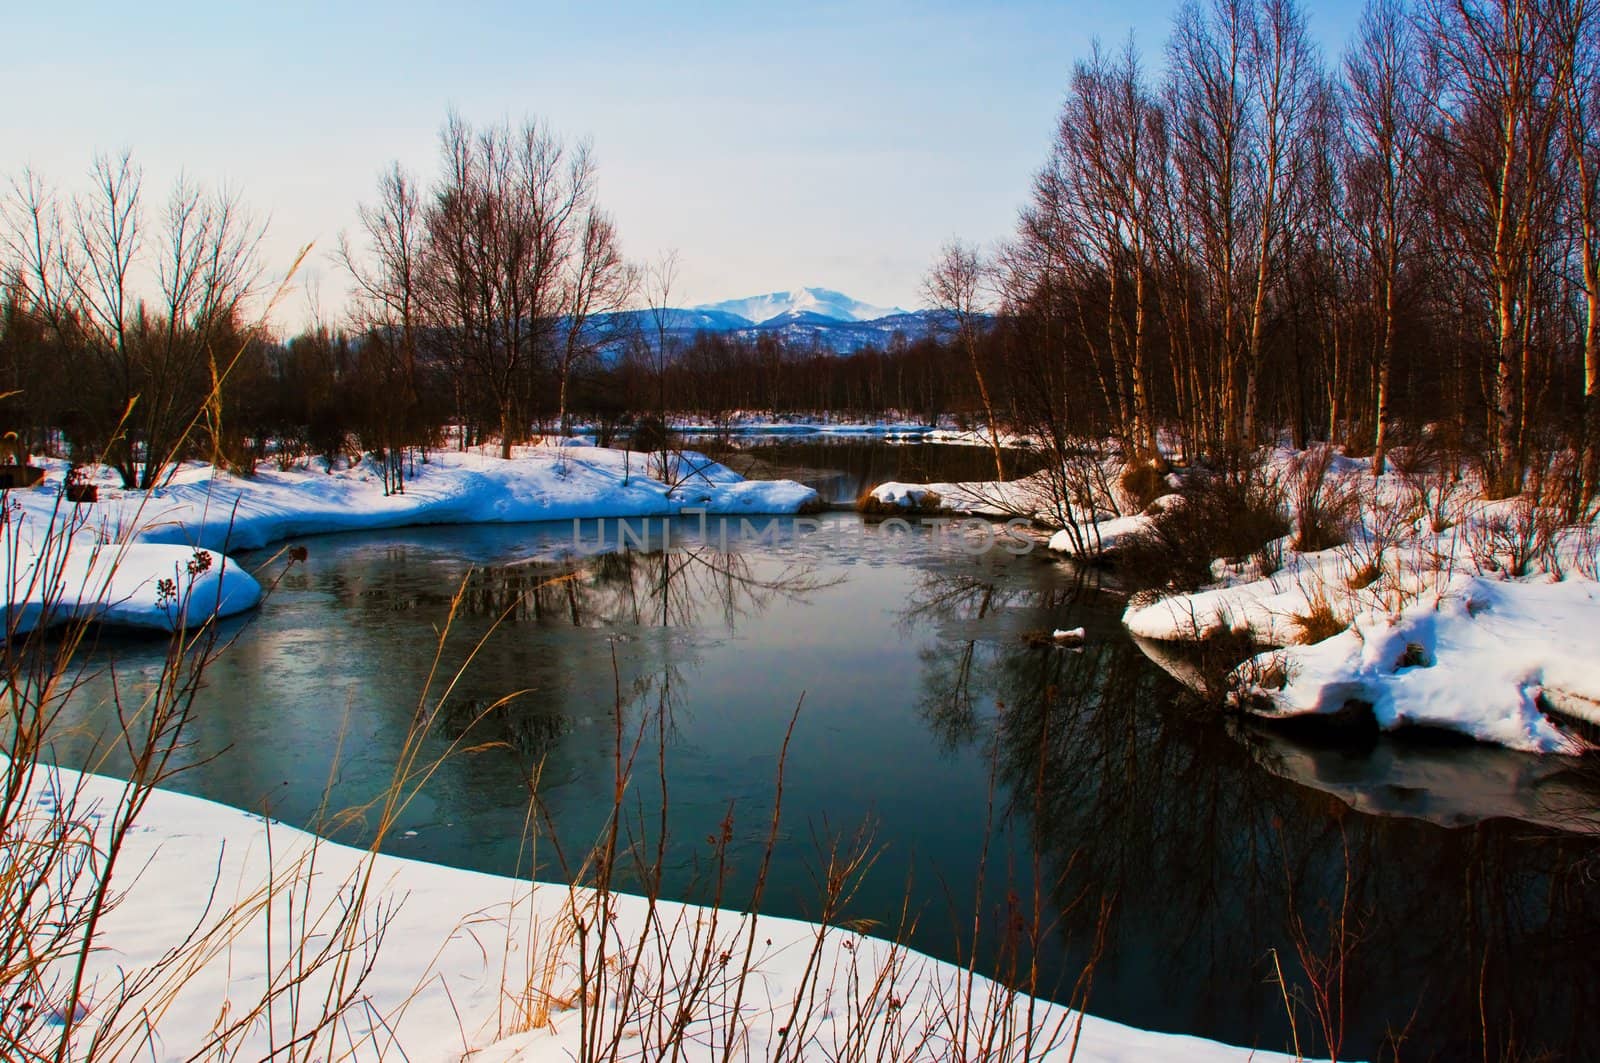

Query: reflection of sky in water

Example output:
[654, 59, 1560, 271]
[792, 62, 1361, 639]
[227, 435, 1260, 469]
[54, 510, 1600, 1061]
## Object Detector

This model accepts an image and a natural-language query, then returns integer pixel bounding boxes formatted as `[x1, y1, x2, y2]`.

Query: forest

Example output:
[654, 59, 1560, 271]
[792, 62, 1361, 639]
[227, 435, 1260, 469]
[2, 0, 1598, 517]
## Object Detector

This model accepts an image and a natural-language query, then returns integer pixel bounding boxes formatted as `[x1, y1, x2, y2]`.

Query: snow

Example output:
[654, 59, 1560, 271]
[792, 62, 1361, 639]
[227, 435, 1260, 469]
[1047, 512, 1152, 557]
[875, 443, 1600, 755]
[1121, 542, 1338, 645]
[867, 475, 1052, 518]
[692, 287, 907, 326]
[39, 762, 1309, 1062]
[864, 457, 1145, 553]
[3, 444, 817, 631]
[1114, 445, 1600, 753]
[1, 494, 262, 634]
[1234, 575, 1600, 753]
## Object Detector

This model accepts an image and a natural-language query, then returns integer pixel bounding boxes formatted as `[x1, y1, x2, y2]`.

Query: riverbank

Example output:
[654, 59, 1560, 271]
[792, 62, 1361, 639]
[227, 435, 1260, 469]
[37, 760, 1306, 1061]
[864, 444, 1600, 754]
[2, 444, 819, 631]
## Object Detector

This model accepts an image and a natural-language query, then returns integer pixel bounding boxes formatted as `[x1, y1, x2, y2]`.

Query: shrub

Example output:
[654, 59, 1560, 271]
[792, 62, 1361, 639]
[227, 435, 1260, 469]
[1391, 431, 1464, 533]
[1465, 497, 1560, 577]
[1286, 446, 1360, 553]
[857, 487, 945, 516]
[630, 415, 673, 456]
[1119, 450, 1289, 591]
[1119, 460, 1167, 513]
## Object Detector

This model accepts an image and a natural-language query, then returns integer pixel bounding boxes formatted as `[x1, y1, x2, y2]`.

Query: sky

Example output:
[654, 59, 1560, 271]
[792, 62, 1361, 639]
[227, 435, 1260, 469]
[4, 0, 1363, 327]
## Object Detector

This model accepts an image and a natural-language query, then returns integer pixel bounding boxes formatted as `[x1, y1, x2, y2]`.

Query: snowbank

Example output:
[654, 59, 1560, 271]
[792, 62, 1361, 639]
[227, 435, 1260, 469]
[1, 494, 262, 634]
[30, 445, 819, 555]
[866, 472, 1059, 520]
[41, 763, 1307, 1061]
[1235, 575, 1600, 753]
[4, 446, 817, 631]
[1122, 543, 1343, 644]
[1047, 511, 1153, 557]
[664, 414, 1036, 448]
[1117, 445, 1600, 753]
[864, 458, 1151, 556]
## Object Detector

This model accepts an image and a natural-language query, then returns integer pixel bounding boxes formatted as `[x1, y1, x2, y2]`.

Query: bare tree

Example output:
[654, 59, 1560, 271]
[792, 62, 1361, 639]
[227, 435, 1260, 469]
[1424, 0, 1566, 495]
[1554, 0, 1600, 504]
[1342, 0, 1436, 472]
[1031, 38, 1168, 459]
[1240, 0, 1324, 445]
[926, 239, 1005, 479]
[555, 209, 632, 436]
[1168, 0, 1254, 447]
[5, 154, 263, 488]
[340, 162, 425, 492]
[423, 112, 596, 459]
[642, 248, 680, 418]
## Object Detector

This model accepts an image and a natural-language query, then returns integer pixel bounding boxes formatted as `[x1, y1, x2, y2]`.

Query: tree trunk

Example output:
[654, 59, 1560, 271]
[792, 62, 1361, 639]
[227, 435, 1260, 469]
[1494, 277, 1521, 496]
[1372, 273, 1396, 475]
[966, 337, 1006, 481]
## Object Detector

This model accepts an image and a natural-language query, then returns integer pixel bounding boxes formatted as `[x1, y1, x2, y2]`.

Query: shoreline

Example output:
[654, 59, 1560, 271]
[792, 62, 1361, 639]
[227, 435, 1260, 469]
[4, 443, 820, 632]
[41, 760, 1308, 1062]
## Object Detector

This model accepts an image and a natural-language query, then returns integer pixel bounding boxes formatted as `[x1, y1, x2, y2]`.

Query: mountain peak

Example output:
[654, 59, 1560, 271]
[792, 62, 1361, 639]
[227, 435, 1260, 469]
[692, 288, 907, 326]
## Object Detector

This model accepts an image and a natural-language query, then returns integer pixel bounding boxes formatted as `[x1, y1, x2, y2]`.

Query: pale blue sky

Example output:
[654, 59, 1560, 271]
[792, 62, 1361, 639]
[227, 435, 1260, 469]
[4, 1, 1362, 322]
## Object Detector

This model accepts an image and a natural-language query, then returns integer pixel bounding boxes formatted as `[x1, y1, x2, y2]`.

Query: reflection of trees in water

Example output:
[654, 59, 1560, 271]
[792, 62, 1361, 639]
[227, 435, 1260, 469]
[438, 539, 835, 766]
[457, 538, 835, 630]
[901, 565, 1100, 752]
[908, 565, 1600, 1060]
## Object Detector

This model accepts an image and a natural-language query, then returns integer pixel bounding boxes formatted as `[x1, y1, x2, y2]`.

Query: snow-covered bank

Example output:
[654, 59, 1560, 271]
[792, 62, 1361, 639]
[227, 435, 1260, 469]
[864, 466, 1155, 558]
[32, 445, 820, 554]
[2, 491, 262, 633]
[666, 414, 1037, 448]
[1115, 446, 1600, 754]
[1, 539, 260, 634]
[864, 471, 1082, 520]
[1234, 575, 1600, 754]
[4, 445, 817, 632]
[42, 763, 1309, 1061]
[873, 443, 1600, 756]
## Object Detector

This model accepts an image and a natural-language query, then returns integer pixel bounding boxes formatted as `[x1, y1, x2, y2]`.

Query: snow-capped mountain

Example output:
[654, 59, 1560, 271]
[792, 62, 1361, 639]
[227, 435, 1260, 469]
[586, 289, 963, 358]
[692, 288, 908, 327]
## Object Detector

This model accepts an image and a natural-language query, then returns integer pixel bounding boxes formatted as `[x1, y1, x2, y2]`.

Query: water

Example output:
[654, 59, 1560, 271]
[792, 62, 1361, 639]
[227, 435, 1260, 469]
[53, 444, 1600, 1061]
[696, 437, 1043, 504]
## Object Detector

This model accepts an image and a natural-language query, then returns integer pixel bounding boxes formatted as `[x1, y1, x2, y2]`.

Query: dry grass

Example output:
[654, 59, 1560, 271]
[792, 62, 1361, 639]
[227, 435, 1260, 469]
[1118, 460, 1166, 512]
[858, 486, 946, 516]
[1289, 588, 1348, 646]
[1464, 497, 1562, 578]
[1119, 452, 1289, 591]
[1286, 446, 1360, 554]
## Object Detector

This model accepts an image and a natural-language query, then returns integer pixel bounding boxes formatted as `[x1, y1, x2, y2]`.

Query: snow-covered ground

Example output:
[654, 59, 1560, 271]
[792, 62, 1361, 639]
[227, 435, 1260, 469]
[3, 444, 818, 633]
[1233, 574, 1600, 753]
[866, 472, 1061, 518]
[37, 762, 1307, 1062]
[1117, 451, 1600, 754]
[867, 445, 1600, 756]
[665, 414, 1037, 448]
[864, 462, 1149, 556]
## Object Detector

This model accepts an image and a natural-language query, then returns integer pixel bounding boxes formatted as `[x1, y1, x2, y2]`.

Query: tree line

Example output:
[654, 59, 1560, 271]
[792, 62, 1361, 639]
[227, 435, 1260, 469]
[5, 0, 1600, 511]
[983, 0, 1600, 508]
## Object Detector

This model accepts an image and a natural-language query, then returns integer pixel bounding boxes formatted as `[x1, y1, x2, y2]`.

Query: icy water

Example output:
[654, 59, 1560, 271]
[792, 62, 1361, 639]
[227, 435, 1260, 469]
[696, 436, 1045, 504]
[59, 448, 1600, 1060]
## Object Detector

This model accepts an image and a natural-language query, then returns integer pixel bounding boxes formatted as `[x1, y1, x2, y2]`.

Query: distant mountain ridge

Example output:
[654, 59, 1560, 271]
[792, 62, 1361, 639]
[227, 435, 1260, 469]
[691, 287, 909, 327]
[588, 287, 949, 356]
